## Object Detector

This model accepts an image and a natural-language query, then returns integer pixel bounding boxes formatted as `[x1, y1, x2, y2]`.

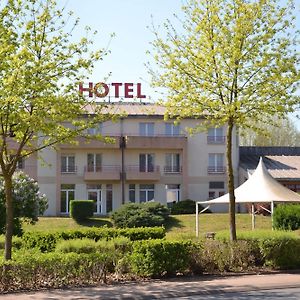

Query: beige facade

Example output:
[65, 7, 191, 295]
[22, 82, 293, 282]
[17, 104, 239, 215]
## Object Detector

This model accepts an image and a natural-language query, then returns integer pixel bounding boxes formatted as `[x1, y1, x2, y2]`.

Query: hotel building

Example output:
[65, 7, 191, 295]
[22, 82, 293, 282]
[16, 103, 240, 216]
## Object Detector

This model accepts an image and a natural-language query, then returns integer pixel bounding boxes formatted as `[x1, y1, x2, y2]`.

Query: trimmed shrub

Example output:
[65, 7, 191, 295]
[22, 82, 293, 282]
[130, 239, 191, 277]
[0, 252, 111, 292]
[22, 227, 165, 252]
[259, 237, 300, 269]
[170, 199, 211, 215]
[0, 235, 23, 250]
[70, 200, 94, 221]
[273, 204, 300, 230]
[111, 202, 169, 228]
[55, 238, 98, 254]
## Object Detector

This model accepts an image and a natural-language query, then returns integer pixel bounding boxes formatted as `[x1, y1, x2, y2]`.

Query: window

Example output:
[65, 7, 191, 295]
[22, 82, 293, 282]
[87, 153, 102, 172]
[166, 184, 180, 205]
[139, 153, 154, 172]
[208, 191, 215, 200]
[61, 155, 76, 173]
[207, 127, 224, 143]
[165, 153, 180, 173]
[139, 184, 154, 202]
[60, 184, 75, 213]
[106, 184, 113, 213]
[87, 184, 102, 214]
[165, 123, 180, 136]
[87, 123, 102, 135]
[16, 157, 24, 169]
[209, 181, 225, 189]
[129, 184, 136, 203]
[139, 122, 154, 136]
[208, 153, 225, 173]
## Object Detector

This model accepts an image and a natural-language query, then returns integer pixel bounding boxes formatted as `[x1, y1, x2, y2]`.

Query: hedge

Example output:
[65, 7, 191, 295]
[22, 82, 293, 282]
[70, 200, 94, 221]
[273, 204, 300, 230]
[0, 252, 110, 292]
[22, 227, 166, 252]
[130, 239, 192, 277]
[1, 236, 300, 292]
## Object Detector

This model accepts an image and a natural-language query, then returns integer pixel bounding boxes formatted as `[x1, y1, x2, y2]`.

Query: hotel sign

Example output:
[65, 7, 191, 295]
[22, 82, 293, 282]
[79, 82, 146, 99]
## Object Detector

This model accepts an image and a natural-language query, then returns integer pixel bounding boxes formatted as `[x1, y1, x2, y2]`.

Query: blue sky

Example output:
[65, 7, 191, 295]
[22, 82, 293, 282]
[65, 0, 300, 127]
[66, 0, 184, 102]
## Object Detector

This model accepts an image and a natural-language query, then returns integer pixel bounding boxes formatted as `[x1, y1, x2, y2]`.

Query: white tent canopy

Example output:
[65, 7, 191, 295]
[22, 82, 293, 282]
[196, 157, 300, 236]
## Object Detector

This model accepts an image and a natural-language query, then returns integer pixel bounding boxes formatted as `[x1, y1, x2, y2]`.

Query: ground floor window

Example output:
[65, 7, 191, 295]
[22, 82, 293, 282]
[129, 184, 136, 203]
[106, 184, 113, 213]
[60, 184, 75, 213]
[208, 181, 225, 200]
[139, 184, 154, 202]
[166, 184, 180, 207]
[87, 184, 102, 214]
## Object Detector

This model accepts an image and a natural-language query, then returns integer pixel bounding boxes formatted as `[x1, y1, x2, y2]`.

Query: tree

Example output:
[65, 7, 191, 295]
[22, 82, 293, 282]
[0, 0, 113, 260]
[149, 0, 300, 241]
[0, 172, 48, 236]
[240, 116, 300, 146]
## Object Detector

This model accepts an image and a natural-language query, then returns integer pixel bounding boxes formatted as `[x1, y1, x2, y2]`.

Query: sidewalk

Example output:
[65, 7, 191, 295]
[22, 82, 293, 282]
[1, 272, 300, 299]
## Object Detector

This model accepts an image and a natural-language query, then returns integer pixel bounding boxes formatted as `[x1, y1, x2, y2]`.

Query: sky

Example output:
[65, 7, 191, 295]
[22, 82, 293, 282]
[65, 0, 184, 102]
[65, 0, 300, 127]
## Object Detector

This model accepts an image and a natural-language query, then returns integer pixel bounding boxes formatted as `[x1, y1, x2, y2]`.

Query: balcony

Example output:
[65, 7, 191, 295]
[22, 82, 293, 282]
[125, 135, 187, 149]
[60, 136, 120, 149]
[125, 165, 161, 181]
[84, 165, 121, 181]
[207, 166, 226, 174]
[61, 165, 77, 174]
[207, 136, 226, 144]
[164, 166, 182, 174]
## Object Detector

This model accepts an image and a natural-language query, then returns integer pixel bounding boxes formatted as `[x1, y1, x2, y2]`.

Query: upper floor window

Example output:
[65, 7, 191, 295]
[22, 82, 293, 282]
[208, 153, 225, 174]
[139, 153, 155, 172]
[87, 123, 102, 135]
[165, 123, 180, 136]
[165, 153, 181, 173]
[207, 127, 225, 144]
[139, 122, 154, 136]
[61, 155, 76, 173]
[87, 153, 102, 172]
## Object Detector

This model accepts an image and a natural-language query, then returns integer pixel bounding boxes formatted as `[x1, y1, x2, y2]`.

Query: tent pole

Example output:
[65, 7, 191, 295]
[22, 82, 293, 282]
[271, 201, 274, 230]
[196, 202, 199, 237]
[251, 203, 255, 230]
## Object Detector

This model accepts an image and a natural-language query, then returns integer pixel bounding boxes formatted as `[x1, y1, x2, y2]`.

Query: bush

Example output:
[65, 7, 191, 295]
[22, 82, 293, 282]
[0, 252, 111, 292]
[0, 172, 48, 236]
[259, 237, 300, 268]
[111, 202, 169, 228]
[22, 227, 165, 252]
[130, 239, 191, 277]
[70, 200, 94, 221]
[55, 238, 98, 254]
[273, 204, 300, 230]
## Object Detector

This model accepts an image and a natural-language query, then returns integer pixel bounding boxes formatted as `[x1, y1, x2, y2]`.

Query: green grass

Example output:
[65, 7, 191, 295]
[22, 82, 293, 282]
[165, 213, 273, 240]
[22, 214, 300, 240]
[23, 217, 113, 232]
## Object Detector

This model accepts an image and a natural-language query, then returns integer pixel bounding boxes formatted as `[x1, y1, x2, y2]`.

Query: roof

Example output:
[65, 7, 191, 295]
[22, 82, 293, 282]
[198, 157, 300, 204]
[85, 102, 167, 116]
[240, 147, 300, 180]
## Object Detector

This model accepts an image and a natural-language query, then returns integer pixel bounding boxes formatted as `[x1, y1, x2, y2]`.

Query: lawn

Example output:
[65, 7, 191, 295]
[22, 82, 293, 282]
[23, 213, 277, 240]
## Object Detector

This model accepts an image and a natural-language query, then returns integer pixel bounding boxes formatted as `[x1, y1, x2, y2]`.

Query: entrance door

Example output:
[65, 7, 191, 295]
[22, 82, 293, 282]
[87, 189, 102, 214]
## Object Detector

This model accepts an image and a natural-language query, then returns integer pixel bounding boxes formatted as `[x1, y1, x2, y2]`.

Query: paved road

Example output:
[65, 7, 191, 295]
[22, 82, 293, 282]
[1, 272, 300, 299]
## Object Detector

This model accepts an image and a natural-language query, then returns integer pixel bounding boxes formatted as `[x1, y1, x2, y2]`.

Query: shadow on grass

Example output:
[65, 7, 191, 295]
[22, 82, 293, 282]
[75, 217, 113, 228]
[164, 215, 184, 231]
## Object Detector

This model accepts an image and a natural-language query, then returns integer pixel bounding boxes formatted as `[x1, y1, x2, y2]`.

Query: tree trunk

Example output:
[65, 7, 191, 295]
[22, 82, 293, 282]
[4, 175, 13, 260]
[226, 118, 237, 241]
